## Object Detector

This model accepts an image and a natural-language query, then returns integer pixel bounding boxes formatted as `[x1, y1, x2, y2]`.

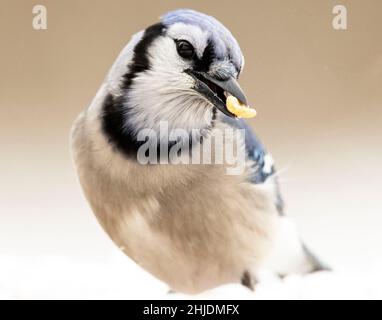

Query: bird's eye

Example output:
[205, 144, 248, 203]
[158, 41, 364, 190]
[176, 40, 195, 59]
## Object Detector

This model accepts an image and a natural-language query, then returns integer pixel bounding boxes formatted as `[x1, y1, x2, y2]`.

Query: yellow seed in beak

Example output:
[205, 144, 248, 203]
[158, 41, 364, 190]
[226, 95, 257, 118]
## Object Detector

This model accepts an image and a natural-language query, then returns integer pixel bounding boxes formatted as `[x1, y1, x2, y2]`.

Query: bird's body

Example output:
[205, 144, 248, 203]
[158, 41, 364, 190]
[71, 9, 327, 294]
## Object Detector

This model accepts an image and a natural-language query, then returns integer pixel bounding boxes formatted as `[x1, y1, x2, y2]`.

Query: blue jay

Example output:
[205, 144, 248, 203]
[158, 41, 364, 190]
[71, 9, 328, 294]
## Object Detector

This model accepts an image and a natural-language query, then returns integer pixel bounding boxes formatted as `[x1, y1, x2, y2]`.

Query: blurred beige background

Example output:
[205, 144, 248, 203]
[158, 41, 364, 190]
[0, 0, 381, 276]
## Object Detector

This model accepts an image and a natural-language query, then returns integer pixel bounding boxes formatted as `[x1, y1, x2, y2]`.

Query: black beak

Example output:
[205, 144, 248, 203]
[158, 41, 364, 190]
[186, 70, 248, 118]
[202, 73, 248, 105]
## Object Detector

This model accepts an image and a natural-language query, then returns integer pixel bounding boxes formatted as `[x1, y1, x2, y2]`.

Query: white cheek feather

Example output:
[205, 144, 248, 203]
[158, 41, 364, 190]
[124, 36, 214, 136]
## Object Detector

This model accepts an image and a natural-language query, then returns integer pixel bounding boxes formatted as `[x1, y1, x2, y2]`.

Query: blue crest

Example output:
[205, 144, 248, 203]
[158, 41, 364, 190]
[161, 9, 243, 70]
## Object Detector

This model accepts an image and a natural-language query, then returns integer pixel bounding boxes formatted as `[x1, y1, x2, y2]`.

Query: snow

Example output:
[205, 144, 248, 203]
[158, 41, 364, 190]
[1, 249, 381, 300]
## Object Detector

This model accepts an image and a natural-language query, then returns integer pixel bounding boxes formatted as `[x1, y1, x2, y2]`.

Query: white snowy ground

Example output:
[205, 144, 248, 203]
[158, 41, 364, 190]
[1, 196, 382, 300]
[1, 248, 381, 300]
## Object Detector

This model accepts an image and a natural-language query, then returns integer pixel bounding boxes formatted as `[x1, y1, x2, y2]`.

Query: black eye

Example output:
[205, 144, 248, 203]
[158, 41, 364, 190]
[176, 40, 195, 59]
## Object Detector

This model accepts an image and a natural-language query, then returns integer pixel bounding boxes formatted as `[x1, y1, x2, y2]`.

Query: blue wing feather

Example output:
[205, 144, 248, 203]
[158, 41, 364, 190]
[221, 116, 285, 215]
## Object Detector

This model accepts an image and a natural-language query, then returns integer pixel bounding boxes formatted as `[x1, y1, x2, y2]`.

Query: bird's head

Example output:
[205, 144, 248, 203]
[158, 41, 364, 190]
[102, 9, 250, 155]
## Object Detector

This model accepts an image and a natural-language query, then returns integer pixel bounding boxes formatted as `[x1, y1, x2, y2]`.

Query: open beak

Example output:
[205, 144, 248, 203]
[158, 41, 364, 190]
[186, 70, 256, 118]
